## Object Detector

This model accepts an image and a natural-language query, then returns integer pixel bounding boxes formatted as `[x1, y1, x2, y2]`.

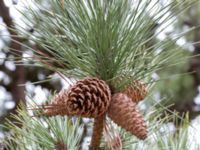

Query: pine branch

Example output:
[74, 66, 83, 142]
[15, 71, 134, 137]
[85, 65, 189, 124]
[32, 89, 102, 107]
[2, 0, 200, 150]
[90, 114, 106, 150]
[15, 0, 199, 91]
[3, 104, 84, 150]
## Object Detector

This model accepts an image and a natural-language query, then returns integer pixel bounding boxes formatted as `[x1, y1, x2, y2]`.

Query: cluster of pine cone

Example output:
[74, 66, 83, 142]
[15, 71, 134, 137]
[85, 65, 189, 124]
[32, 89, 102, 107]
[43, 77, 148, 140]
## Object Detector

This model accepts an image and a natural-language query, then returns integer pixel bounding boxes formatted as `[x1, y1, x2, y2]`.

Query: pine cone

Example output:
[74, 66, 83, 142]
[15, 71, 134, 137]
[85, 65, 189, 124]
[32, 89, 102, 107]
[44, 78, 111, 118]
[43, 89, 69, 116]
[56, 141, 67, 150]
[123, 80, 147, 103]
[108, 93, 147, 140]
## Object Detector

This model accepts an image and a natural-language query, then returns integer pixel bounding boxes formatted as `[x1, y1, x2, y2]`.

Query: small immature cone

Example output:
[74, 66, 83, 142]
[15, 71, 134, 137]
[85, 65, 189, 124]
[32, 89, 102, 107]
[103, 122, 122, 150]
[60, 0, 64, 9]
[56, 141, 67, 150]
[108, 93, 147, 140]
[123, 80, 147, 103]
[44, 78, 111, 118]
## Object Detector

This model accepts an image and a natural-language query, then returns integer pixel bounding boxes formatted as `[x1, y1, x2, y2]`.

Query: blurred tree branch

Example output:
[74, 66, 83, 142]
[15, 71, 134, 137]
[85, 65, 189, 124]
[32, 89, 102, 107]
[0, 0, 26, 121]
[0, 1, 62, 124]
[190, 27, 200, 88]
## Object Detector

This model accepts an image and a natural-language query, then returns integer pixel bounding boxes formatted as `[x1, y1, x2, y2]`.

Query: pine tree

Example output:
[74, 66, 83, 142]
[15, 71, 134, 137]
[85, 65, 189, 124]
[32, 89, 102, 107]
[2, 0, 200, 149]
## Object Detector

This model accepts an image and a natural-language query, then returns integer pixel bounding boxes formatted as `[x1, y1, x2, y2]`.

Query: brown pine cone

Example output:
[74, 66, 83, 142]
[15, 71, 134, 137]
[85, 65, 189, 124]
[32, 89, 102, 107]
[123, 80, 147, 103]
[55, 141, 67, 150]
[43, 89, 69, 116]
[108, 93, 147, 140]
[44, 78, 111, 118]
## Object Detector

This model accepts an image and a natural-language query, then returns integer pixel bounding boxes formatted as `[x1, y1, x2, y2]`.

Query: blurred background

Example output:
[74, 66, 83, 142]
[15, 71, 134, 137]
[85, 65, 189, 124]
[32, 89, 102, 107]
[0, 0, 200, 148]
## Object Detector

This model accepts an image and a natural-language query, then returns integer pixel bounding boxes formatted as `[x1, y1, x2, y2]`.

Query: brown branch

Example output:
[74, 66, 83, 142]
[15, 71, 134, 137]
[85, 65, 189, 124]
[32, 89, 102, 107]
[90, 114, 106, 150]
